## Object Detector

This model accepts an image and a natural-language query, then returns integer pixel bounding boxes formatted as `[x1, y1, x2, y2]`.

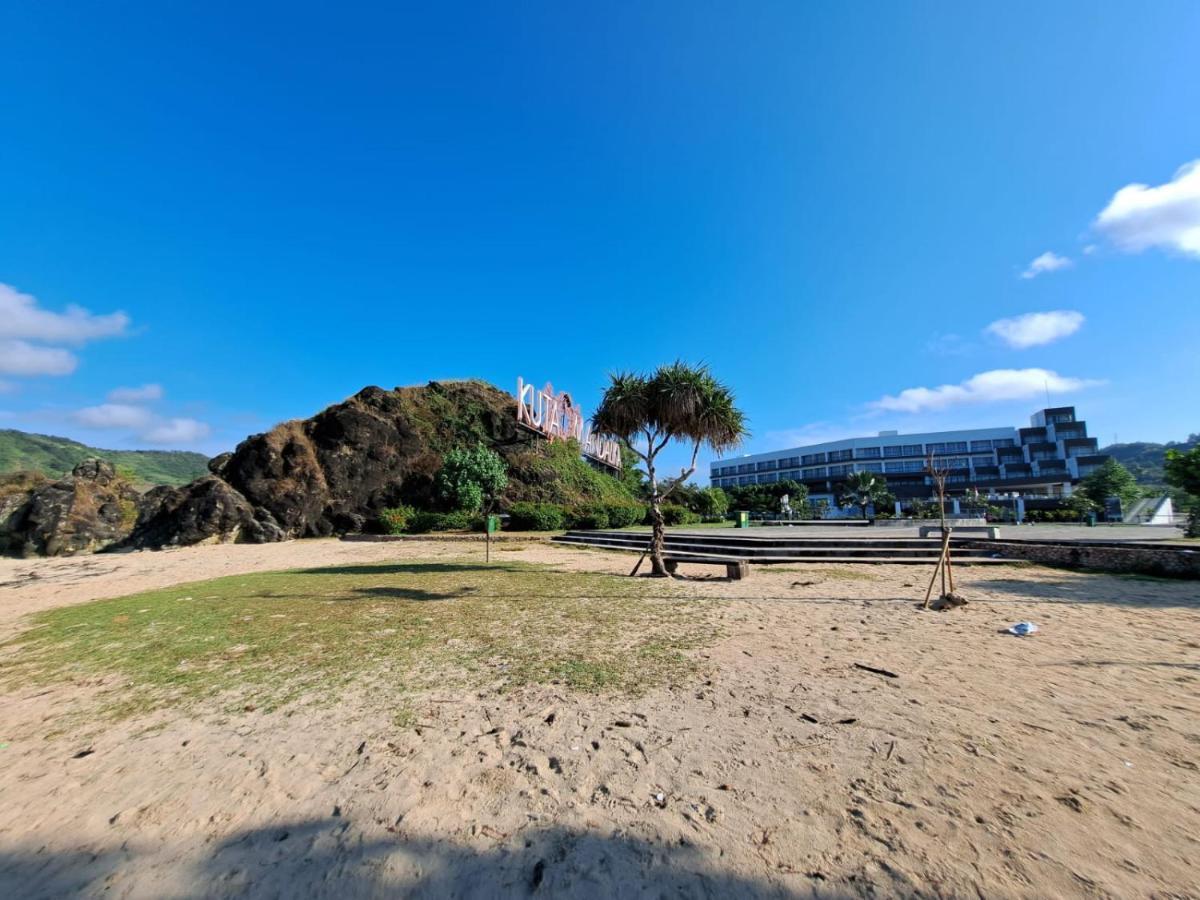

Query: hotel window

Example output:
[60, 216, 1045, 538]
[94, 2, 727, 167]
[801, 453, 827, 466]
[858, 462, 883, 473]
[883, 445, 904, 457]
[856, 447, 881, 459]
[828, 464, 851, 476]
[993, 439, 1015, 448]
[804, 467, 827, 479]
[829, 449, 853, 462]
[903, 444, 923, 456]
[970, 440, 992, 452]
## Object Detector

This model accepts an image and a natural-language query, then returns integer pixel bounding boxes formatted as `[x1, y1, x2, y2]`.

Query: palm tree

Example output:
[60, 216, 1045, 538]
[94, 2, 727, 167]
[592, 362, 747, 576]
[837, 471, 889, 520]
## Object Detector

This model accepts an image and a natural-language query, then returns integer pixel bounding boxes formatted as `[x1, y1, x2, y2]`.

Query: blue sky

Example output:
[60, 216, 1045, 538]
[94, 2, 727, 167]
[2, 2, 1198, 478]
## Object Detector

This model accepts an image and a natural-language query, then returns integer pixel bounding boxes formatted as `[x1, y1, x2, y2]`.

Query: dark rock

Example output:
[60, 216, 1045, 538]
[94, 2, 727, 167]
[207, 452, 233, 476]
[3, 460, 141, 557]
[122, 476, 284, 549]
[215, 380, 547, 540]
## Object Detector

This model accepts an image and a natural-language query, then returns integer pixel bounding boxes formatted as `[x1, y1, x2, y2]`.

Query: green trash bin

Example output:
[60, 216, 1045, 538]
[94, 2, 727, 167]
[1086, 512, 1096, 527]
[735, 510, 749, 529]
[486, 514, 501, 534]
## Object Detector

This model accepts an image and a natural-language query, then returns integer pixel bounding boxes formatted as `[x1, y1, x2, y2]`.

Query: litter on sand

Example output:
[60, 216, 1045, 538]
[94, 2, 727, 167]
[1006, 622, 1039, 636]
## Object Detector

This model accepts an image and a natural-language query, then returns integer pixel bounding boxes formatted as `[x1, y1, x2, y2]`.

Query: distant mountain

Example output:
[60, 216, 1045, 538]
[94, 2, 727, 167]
[0, 429, 210, 487]
[1101, 433, 1199, 487]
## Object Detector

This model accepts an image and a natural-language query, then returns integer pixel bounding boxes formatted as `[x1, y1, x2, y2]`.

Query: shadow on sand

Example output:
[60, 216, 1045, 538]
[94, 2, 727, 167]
[0, 820, 853, 899]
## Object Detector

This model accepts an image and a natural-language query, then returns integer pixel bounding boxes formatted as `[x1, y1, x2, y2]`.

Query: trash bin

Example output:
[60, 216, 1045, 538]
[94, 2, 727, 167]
[735, 510, 749, 529]
[486, 514, 501, 534]
[1086, 512, 1096, 527]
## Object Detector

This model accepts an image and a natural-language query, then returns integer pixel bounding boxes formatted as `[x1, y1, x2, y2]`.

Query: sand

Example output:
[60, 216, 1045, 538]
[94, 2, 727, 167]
[1, 538, 1199, 898]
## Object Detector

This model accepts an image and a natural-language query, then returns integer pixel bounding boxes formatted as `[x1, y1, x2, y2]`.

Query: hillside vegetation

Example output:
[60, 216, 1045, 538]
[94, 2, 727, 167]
[0, 429, 209, 487]
[1102, 433, 1199, 487]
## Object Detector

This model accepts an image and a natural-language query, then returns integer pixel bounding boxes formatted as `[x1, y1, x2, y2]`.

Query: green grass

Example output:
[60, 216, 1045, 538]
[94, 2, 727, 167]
[0, 559, 714, 722]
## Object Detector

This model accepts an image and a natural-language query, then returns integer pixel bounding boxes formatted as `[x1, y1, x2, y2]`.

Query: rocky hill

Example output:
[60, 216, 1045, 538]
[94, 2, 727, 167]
[2, 380, 636, 556]
[0, 429, 209, 486]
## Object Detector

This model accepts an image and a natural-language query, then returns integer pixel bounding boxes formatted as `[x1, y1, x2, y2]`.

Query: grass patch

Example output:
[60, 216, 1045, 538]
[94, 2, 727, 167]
[0, 559, 713, 721]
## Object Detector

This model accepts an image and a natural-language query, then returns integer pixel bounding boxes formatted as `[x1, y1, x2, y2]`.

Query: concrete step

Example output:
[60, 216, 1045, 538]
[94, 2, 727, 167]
[562, 530, 979, 549]
[551, 534, 1008, 565]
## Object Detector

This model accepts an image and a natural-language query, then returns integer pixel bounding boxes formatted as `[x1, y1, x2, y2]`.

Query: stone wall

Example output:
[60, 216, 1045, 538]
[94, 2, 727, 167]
[960, 539, 1200, 579]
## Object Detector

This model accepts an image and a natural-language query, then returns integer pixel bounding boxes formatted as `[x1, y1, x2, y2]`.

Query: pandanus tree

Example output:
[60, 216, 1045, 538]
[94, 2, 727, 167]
[592, 362, 747, 576]
[837, 470, 890, 520]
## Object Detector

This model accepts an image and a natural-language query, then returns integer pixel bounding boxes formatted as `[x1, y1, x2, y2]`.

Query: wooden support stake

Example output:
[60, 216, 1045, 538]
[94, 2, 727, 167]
[944, 528, 956, 593]
[629, 539, 654, 577]
[923, 538, 948, 608]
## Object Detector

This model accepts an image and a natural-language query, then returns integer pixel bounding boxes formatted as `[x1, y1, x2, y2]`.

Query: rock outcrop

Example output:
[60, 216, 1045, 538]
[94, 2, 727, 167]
[124, 476, 285, 549]
[3, 380, 635, 556]
[0, 460, 141, 557]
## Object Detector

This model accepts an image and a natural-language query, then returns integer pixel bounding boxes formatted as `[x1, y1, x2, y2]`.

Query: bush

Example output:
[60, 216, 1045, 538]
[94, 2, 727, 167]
[406, 509, 475, 533]
[568, 504, 610, 530]
[604, 502, 645, 528]
[656, 503, 701, 526]
[378, 505, 415, 535]
[506, 501, 567, 531]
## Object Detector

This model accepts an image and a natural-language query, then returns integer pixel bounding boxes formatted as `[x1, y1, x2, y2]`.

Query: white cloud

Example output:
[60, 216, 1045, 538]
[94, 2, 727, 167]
[72, 403, 155, 429]
[0, 283, 129, 344]
[0, 339, 78, 376]
[1094, 159, 1200, 257]
[141, 417, 211, 444]
[1020, 251, 1072, 279]
[108, 383, 164, 403]
[985, 310, 1084, 349]
[868, 368, 1103, 414]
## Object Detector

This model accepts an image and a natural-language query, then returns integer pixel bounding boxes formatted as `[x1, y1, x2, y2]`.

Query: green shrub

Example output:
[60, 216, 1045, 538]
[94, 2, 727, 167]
[406, 509, 475, 533]
[435, 445, 508, 513]
[604, 502, 645, 528]
[506, 502, 567, 531]
[568, 504, 610, 530]
[378, 506, 415, 535]
[656, 503, 701, 526]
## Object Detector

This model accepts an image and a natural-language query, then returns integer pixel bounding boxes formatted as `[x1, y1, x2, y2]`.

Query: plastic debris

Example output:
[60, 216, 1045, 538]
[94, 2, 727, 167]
[1006, 622, 1039, 636]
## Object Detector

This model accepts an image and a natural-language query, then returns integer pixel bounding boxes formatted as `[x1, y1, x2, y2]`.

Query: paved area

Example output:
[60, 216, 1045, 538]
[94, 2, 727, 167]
[665, 524, 1188, 543]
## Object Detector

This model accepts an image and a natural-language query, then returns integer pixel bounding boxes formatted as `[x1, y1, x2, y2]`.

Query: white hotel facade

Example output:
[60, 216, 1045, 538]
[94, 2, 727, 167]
[709, 406, 1107, 507]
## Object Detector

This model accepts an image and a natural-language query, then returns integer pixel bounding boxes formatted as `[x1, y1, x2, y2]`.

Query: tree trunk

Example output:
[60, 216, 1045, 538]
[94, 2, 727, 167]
[647, 460, 667, 576]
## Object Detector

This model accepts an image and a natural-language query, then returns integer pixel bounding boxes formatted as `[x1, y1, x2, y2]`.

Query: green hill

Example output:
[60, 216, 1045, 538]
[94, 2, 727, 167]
[1101, 433, 1198, 487]
[0, 429, 210, 487]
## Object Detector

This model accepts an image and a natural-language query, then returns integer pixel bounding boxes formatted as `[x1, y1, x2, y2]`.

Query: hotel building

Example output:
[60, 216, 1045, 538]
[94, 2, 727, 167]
[709, 406, 1107, 506]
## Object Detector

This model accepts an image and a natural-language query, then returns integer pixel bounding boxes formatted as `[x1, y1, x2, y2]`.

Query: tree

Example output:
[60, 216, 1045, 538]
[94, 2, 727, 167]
[1077, 458, 1139, 512]
[435, 446, 508, 513]
[593, 362, 747, 576]
[725, 480, 807, 514]
[1064, 492, 1101, 521]
[1165, 447, 1200, 537]
[837, 471, 890, 519]
[693, 486, 729, 520]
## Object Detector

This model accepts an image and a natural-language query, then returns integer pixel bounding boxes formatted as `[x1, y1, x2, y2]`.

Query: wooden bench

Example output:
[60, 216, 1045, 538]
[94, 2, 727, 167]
[664, 558, 751, 580]
[919, 525, 1000, 539]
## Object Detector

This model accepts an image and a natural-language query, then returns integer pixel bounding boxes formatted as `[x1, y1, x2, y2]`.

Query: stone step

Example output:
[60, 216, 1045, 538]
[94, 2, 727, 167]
[551, 535, 1007, 565]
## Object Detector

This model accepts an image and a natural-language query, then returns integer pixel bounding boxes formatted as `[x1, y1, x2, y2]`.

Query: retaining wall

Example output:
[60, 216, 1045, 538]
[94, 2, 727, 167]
[962, 539, 1200, 579]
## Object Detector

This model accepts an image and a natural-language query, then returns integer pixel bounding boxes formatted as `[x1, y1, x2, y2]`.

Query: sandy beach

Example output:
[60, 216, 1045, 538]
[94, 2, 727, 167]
[1, 539, 1198, 898]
